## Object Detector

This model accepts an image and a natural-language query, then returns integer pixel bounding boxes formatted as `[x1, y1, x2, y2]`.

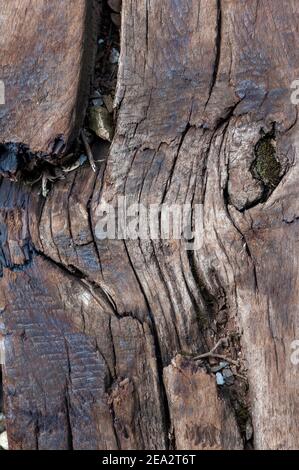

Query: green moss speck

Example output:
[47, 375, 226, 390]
[252, 133, 281, 189]
[196, 310, 209, 329]
[235, 403, 250, 434]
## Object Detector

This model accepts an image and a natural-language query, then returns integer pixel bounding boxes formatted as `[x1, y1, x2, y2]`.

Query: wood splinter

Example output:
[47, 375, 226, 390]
[81, 129, 97, 172]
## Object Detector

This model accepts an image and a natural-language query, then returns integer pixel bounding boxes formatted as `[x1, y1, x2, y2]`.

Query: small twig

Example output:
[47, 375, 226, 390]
[42, 174, 49, 198]
[28, 174, 42, 185]
[194, 353, 239, 366]
[210, 338, 227, 354]
[81, 129, 97, 172]
[193, 338, 239, 366]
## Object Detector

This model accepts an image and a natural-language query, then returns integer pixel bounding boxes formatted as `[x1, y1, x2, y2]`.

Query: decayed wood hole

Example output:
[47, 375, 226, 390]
[0, 0, 299, 450]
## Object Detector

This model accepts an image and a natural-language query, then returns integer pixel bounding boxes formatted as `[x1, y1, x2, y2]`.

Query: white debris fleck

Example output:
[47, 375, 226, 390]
[0, 431, 8, 450]
[216, 372, 224, 386]
[80, 291, 92, 307]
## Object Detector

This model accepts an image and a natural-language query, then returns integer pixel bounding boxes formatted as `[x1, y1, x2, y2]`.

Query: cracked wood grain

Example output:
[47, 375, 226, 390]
[1, 0, 299, 450]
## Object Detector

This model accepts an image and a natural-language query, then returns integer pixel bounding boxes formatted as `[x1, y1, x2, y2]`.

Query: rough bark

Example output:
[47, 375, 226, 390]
[1, 0, 299, 450]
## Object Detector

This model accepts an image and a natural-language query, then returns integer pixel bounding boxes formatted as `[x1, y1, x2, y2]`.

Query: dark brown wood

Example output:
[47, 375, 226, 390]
[1, 0, 299, 450]
[0, 0, 93, 154]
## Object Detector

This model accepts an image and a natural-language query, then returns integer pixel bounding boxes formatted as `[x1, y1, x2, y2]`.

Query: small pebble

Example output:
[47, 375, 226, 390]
[92, 98, 104, 107]
[222, 368, 234, 378]
[89, 106, 114, 142]
[0, 431, 8, 450]
[216, 372, 224, 386]
[211, 361, 228, 373]
[91, 90, 104, 107]
[222, 368, 235, 385]
[109, 48, 120, 64]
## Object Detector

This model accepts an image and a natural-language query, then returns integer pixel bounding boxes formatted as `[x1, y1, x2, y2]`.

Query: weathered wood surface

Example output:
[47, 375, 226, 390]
[1, 0, 299, 450]
[164, 356, 243, 450]
[0, 0, 93, 153]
